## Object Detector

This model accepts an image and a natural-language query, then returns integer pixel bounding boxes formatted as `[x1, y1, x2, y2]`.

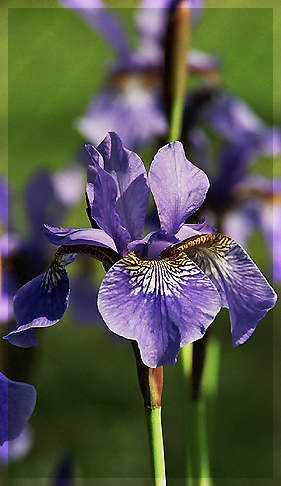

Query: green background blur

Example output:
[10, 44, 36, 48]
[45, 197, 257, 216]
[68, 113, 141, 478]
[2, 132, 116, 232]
[1, 1, 281, 485]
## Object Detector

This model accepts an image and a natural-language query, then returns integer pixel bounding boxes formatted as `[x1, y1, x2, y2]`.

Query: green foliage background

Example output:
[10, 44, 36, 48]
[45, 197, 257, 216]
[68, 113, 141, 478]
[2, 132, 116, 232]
[1, 1, 280, 485]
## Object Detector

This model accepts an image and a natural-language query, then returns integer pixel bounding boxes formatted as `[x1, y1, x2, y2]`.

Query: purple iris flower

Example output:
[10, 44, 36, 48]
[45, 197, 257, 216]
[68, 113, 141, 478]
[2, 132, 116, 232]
[0, 372, 36, 446]
[4, 133, 277, 368]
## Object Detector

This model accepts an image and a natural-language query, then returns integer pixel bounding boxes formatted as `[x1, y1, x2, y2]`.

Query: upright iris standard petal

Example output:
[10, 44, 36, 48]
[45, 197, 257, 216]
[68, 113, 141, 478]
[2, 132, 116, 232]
[0, 373, 36, 445]
[3, 259, 71, 347]
[86, 147, 131, 255]
[92, 132, 150, 241]
[148, 142, 210, 235]
[98, 250, 221, 368]
[177, 233, 277, 345]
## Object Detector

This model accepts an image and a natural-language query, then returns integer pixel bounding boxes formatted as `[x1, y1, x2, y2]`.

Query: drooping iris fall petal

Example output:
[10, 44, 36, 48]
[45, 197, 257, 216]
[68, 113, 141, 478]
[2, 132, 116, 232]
[177, 233, 277, 345]
[98, 249, 221, 368]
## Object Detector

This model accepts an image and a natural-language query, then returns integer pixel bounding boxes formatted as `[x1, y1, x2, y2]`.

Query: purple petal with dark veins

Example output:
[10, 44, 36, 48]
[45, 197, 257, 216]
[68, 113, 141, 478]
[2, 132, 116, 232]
[4, 260, 70, 347]
[180, 233, 277, 345]
[98, 250, 221, 368]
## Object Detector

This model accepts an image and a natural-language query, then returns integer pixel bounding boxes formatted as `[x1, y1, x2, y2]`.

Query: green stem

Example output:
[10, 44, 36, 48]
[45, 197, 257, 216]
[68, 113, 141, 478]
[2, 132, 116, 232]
[186, 398, 211, 486]
[131, 341, 166, 485]
[181, 336, 221, 486]
[145, 407, 167, 486]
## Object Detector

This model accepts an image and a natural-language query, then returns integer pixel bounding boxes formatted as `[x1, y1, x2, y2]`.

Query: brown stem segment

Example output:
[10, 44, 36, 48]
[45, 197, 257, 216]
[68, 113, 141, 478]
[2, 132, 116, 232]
[163, 0, 191, 127]
[131, 341, 163, 408]
[55, 244, 120, 271]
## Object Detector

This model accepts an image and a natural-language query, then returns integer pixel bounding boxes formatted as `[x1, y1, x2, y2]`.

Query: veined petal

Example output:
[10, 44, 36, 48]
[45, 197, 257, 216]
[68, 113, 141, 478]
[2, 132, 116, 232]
[44, 225, 117, 251]
[3, 259, 70, 347]
[176, 233, 277, 345]
[148, 142, 210, 235]
[86, 146, 131, 255]
[94, 132, 150, 240]
[98, 250, 221, 368]
[0, 372, 36, 445]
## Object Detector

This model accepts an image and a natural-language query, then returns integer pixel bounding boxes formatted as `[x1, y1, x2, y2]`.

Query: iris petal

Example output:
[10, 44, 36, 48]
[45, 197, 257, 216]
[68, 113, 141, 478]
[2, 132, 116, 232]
[86, 145, 131, 255]
[177, 233, 277, 345]
[4, 260, 70, 347]
[94, 132, 150, 241]
[0, 372, 36, 445]
[98, 250, 221, 368]
[148, 141, 210, 234]
[44, 225, 117, 251]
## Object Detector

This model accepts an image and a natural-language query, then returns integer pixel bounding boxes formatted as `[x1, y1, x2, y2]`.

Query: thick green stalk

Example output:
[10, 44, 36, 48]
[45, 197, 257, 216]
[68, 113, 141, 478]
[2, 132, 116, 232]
[131, 341, 166, 486]
[186, 398, 211, 486]
[145, 407, 167, 486]
[181, 336, 221, 486]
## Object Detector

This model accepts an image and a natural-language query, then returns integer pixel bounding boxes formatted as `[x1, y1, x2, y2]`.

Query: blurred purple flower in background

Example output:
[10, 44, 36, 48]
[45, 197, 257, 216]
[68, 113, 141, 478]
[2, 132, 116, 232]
[0, 166, 85, 326]
[50, 453, 75, 486]
[0, 425, 33, 465]
[4, 133, 276, 368]
[183, 89, 279, 207]
[182, 87, 281, 283]
[60, 0, 216, 150]
[0, 181, 36, 460]
[0, 177, 13, 322]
